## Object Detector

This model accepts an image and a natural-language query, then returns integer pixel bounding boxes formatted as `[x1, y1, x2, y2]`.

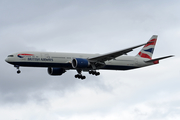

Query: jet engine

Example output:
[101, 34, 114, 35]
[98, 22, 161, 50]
[72, 58, 90, 68]
[48, 67, 66, 75]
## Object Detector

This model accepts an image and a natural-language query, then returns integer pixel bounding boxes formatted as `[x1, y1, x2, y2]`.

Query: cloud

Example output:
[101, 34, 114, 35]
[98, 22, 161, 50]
[0, 0, 179, 120]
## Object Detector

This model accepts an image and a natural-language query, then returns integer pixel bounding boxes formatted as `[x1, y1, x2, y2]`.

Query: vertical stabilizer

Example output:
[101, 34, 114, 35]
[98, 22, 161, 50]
[136, 35, 158, 59]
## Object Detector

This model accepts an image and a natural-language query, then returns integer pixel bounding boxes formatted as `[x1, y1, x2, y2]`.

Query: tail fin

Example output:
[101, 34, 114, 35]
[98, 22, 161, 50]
[136, 35, 158, 59]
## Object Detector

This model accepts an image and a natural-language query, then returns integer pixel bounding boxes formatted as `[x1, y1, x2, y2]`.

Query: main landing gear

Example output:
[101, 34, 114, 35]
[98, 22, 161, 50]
[14, 65, 21, 74]
[75, 74, 86, 79]
[74, 69, 100, 80]
[75, 69, 86, 80]
[89, 70, 100, 76]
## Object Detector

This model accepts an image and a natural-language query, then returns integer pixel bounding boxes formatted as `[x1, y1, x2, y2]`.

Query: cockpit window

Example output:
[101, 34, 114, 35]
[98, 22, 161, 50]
[8, 55, 14, 57]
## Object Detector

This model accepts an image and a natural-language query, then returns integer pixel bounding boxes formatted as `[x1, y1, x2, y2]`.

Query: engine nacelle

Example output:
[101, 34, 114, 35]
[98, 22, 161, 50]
[72, 58, 90, 68]
[48, 67, 66, 75]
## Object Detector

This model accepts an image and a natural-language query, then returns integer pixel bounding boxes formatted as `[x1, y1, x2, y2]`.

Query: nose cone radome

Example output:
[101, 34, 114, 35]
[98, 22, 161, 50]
[5, 58, 9, 62]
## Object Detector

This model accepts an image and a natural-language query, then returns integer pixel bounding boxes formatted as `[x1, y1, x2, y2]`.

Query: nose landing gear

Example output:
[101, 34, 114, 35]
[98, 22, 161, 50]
[14, 65, 21, 74]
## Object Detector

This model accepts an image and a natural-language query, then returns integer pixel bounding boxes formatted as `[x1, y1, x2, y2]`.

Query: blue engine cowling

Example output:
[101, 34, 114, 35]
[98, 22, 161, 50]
[48, 67, 66, 75]
[72, 58, 90, 68]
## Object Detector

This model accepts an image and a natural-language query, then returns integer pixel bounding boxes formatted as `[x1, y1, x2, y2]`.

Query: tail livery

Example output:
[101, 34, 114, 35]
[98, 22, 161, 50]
[136, 35, 158, 60]
[137, 35, 173, 64]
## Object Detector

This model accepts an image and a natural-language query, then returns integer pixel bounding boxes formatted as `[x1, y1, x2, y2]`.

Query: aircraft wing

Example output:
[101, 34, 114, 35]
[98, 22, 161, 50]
[89, 43, 148, 62]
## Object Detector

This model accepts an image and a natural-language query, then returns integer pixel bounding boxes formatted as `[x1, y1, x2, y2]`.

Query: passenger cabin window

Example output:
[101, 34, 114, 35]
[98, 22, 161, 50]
[8, 55, 14, 57]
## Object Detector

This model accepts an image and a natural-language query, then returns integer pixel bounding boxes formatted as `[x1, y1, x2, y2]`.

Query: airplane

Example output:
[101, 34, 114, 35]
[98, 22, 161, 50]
[5, 35, 173, 80]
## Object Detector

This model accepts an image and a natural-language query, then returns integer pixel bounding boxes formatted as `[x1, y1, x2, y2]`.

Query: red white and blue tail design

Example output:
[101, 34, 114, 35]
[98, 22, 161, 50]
[136, 35, 158, 59]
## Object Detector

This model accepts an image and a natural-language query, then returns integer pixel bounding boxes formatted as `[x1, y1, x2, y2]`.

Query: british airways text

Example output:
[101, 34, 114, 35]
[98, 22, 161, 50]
[28, 58, 53, 61]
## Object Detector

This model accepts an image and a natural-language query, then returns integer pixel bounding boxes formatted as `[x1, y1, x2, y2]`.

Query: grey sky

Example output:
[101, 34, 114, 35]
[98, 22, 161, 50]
[0, 0, 180, 120]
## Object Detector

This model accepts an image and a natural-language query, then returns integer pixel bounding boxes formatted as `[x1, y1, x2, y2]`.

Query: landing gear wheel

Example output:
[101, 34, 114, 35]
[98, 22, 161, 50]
[75, 74, 78, 78]
[81, 76, 86, 80]
[89, 71, 92, 74]
[89, 70, 100, 76]
[95, 72, 100, 76]
[92, 72, 95, 75]
[77, 74, 82, 79]
[74, 74, 86, 80]
[17, 70, 21, 74]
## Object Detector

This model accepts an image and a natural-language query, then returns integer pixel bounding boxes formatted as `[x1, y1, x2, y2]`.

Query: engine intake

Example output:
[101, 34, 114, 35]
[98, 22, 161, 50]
[72, 58, 90, 68]
[48, 67, 66, 75]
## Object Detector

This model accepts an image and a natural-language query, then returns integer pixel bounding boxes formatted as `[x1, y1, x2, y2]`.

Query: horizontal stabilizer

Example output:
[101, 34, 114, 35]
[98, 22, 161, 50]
[145, 55, 174, 63]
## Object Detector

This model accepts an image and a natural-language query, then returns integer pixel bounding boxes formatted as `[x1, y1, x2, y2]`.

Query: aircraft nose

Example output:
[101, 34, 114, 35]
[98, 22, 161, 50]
[5, 58, 9, 62]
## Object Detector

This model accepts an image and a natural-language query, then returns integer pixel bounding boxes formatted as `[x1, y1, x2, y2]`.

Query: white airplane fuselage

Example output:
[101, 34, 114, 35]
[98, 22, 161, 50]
[5, 51, 154, 71]
[5, 35, 173, 79]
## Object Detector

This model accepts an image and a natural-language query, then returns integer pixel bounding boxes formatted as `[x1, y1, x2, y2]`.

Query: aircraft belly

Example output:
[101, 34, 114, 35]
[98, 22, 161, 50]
[8, 61, 72, 68]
